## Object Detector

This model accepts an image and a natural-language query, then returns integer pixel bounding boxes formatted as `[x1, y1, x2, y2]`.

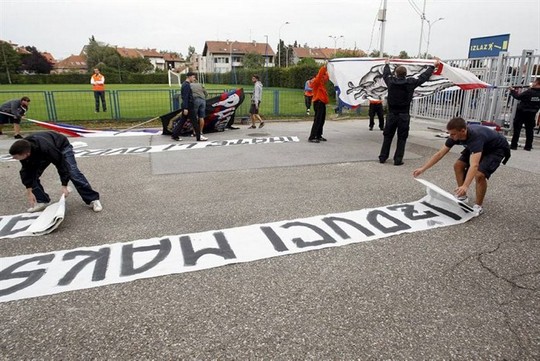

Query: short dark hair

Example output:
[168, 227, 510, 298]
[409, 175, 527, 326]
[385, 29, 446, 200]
[395, 66, 407, 78]
[21, 96, 30, 102]
[9, 139, 31, 155]
[252, 74, 260, 81]
[186, 71, 196, 77]
[447, 117, 467, 131]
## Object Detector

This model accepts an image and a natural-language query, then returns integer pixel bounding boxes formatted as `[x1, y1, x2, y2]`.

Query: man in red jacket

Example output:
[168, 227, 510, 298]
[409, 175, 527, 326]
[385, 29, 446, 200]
[308, 65, 329, 143]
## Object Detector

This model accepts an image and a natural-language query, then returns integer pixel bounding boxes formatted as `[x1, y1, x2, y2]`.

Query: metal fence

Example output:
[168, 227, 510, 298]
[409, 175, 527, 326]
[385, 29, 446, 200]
[412, 50, 540, 128]
[0, 88, 331, 123]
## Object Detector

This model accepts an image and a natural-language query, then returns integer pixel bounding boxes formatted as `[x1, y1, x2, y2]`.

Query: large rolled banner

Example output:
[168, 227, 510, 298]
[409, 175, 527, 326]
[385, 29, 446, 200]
[0, 179, 476, 303]
[0, 196, 66, 239]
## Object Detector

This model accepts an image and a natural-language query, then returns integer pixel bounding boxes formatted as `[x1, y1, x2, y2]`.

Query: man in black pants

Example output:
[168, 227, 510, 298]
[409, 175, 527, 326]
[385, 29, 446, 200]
[171, 72, 205, 142]
[379, 57, 440, 165]
[509, 78, 540, 151]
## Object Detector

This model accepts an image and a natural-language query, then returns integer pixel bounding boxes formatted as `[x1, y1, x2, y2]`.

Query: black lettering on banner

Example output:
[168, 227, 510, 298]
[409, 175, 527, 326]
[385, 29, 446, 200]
[0, 215, 39, 237]
[163, 144, 179, 151]
[252, 138, 266, 144]
[121, 238, 172, 276]
[0, 254, 55, 297]
[366, 210, 411, 234]
[180, 232, 236, 266]
[420, 201, 462, 220]
[127, 147, 152, 154]
[57, 248, 111, 286]
[260, 226, 289, 252]
[102, 148, 130, 156]
[281, 221, 337, 248]
[386, 204, 438, 221]
[322, 216, 375, 239]
[207, 141, 229, 147]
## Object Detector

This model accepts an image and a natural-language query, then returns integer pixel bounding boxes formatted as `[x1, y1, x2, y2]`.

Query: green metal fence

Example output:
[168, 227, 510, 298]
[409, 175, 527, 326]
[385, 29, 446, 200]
[0, 88, 335, 122]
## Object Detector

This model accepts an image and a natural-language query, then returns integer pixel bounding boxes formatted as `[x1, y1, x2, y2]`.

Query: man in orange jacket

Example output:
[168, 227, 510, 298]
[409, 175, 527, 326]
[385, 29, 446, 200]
[91, 68, 107, 113]
[308, 65, 329, 143]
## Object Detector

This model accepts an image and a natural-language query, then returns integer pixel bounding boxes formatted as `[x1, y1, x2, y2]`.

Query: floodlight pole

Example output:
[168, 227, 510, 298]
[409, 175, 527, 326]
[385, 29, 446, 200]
[278, 21, 289, 67]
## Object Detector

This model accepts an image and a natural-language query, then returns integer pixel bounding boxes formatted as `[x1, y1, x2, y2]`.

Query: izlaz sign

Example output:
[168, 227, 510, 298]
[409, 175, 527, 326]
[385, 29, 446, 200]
[468, 34, 510, 58]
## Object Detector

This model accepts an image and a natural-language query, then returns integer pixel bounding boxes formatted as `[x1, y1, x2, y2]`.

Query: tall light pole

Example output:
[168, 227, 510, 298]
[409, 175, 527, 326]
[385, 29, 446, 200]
[417, 0, 426, 57]
[229, 41, 237, 84]
[378, 0, 387, 56]
[425, 17, 444, 59]
[329, 35, 344, 56]
[278, 21, 289, 67]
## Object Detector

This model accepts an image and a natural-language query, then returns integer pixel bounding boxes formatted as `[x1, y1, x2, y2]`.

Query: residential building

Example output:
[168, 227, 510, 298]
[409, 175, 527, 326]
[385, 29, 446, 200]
[290, 47, 366, 65]
[52, 55, 87, 74]
[202, 40, 275, 73]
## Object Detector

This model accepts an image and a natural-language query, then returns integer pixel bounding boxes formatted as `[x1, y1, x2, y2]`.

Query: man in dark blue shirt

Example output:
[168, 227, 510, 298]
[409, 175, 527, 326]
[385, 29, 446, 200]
[413, 117, 510, 216]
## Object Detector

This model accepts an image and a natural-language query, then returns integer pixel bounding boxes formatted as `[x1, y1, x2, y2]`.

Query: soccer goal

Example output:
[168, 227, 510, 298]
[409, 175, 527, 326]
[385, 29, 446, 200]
[168, 70, 182, 87]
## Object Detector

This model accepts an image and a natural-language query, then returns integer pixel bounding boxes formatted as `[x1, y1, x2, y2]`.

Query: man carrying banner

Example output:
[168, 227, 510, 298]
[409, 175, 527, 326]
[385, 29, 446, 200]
[412, 117, 510, 216]
[379, 57, 440, 165]
[171, 72, 206, 141]
[9, 131, 102, 213]
[0, 96, 30, 139]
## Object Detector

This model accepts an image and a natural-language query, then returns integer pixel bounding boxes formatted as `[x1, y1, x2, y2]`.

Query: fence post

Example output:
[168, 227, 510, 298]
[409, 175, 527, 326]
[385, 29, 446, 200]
[273, 90, 280, 115]
[111, 90, 119, 120]
[46, 91, 58, 121]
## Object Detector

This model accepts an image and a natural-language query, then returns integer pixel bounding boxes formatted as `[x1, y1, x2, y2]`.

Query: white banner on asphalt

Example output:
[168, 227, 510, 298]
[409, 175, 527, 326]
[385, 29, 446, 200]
[0, 196, 66, 239]
[0, 179, 476, 303]
[0, 136, 300, 162]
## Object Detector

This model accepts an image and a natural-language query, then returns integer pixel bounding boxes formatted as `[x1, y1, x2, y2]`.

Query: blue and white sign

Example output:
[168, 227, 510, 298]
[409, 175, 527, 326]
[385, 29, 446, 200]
[468, 34, 510, 58]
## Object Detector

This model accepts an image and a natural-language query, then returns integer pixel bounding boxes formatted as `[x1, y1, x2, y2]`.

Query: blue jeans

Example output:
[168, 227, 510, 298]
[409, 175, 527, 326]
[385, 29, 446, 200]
[32, 145, 100, 204]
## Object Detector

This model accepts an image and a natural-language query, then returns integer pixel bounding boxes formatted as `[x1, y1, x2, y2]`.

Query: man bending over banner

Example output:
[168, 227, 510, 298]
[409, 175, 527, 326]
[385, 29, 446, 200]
[379, 57, 440, 165]
[9, 131, 103, 213]
[412, 117, 510, 216]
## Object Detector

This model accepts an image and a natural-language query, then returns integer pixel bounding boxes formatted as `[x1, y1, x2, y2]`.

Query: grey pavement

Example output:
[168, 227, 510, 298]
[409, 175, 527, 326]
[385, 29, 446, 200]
[0, 116, 539, 360]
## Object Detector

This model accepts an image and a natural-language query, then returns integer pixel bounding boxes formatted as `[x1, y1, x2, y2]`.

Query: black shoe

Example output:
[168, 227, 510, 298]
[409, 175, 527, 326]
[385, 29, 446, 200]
[369, 127, 373, 131]
[379, 128, 384, 131]
[171, 136, 180, 141]
[226, 126, 240, 130]
[308, 138, 320, 143]
[14, 134, 23, 139]
[524, 147, 532, 151]
[394, 160, 404, 166]
[162, 131, 172, 136]
[510, 146, 517, 150]
[379, 157, 387, 164]
[318, 136, 327, 141]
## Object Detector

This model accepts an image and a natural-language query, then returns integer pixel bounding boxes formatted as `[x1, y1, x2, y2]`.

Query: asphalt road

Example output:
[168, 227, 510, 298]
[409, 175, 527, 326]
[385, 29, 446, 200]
[1, 117, 539, 360]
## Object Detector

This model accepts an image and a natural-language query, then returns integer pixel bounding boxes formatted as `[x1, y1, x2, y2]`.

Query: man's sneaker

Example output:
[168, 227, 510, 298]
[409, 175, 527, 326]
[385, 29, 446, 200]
[91, 200, 103, 212]
[171, 136, 182, 141]
[456, 195, 468, 203]
[472, 204, 484, 216]
[259, 122, 265, 128]
[14, 134, 23, 139]
[27, 203, 49, 213]
[199, 136, 208, 141]
[248, 125, 256, 129]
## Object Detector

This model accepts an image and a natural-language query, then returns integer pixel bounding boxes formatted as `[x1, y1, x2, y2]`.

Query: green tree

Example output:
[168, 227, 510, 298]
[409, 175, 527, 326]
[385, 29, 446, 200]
[85, 36, 122, 71]
[0, 41, 21, 84]
[122, 56, 153, 73]
[398, 50, 410, 59]
[297, 57, 317, 67]
[242, 52, 264, 69]
[187, 46, 195, 61]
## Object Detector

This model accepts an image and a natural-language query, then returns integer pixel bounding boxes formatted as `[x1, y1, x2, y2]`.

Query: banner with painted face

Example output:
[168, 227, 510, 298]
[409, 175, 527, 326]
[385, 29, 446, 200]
[327, 58, 490, 107]
[162, 88, 245, 135]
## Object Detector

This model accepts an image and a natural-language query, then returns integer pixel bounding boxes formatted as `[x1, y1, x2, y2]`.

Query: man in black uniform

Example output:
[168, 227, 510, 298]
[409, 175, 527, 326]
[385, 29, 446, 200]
[9, 131, 102, 213]
[509, 78, 540, 151]
[379, 58, 440, 165]
[413, 117, 510, 216]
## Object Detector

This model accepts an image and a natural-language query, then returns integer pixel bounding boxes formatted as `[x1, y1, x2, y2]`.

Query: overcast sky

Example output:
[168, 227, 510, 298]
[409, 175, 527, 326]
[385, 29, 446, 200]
[1, 0, 539, 61]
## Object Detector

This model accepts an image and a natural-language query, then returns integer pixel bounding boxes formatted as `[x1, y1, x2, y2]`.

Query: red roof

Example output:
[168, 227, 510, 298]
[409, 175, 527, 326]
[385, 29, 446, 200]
[54, 55, 87, 70]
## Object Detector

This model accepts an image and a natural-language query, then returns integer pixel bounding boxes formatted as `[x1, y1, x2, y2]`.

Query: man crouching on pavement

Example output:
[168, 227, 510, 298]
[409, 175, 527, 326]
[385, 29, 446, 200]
[9, 131, 103, 213]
